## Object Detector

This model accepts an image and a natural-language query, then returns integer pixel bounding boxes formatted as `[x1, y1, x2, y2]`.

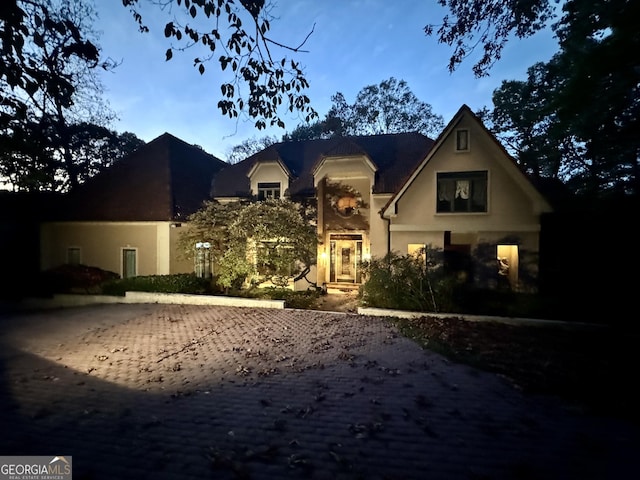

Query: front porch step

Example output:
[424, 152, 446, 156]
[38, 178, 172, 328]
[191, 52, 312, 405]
[325, 282, 360, 294]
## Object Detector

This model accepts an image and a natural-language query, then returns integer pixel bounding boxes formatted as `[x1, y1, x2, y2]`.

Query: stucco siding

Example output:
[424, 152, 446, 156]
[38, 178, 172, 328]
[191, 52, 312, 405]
[249, 162, 290, 197]
[391, 122, 540, 231]
[369, 195, 391, 258]
[313, 157, 376, 185]
[169, 224, 193, 274]
[389, 231, 444, 255]
[40, 222, 168, 277]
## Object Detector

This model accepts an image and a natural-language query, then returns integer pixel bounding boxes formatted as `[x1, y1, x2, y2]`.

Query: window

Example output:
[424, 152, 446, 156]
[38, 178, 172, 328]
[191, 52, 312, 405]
[257, 182, 281, 200]
[437, 171, 488, 213]
[456, 129, 469, 151]
[408, 244, 427, 268]
[67, 247, 81, 265]
[122, 248, 137, 278]
[194, 242, 212, 278]
[497, 244, 519, 290]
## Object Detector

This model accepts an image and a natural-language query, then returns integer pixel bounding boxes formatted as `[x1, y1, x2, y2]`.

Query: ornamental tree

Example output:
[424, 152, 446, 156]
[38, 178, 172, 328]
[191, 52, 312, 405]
[179, 198, 317, 290]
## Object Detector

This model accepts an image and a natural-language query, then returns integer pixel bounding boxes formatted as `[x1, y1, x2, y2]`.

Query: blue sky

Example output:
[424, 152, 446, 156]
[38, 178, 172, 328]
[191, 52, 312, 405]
[94, 1, 559, 161]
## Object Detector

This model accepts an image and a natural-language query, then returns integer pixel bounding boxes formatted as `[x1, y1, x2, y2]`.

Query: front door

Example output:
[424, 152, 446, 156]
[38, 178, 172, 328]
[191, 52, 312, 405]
[329, 235, 363, 283]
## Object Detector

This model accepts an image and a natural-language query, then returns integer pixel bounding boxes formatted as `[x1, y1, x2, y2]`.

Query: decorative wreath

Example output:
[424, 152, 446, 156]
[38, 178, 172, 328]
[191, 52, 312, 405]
[326, 181, 365, 217]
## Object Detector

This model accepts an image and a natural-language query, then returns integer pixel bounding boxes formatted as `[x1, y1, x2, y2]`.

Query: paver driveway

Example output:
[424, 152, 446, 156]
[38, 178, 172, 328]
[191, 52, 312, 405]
[0, 303, 638, 479]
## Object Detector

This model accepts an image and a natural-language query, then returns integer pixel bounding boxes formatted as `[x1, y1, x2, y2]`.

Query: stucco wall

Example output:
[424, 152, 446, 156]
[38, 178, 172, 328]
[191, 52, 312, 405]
[248, 162, 290, 197]
[40, 222, 168, 277]
[389, 118, 544, 255]
[369, 194, 392, 258]
[169, 223, 195, 274]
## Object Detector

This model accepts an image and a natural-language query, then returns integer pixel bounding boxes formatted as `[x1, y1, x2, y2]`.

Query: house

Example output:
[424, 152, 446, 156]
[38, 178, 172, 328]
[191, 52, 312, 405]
[39, 105, 553, 293]
[39, 133, 227, 278]
[212, 105, 553, 292]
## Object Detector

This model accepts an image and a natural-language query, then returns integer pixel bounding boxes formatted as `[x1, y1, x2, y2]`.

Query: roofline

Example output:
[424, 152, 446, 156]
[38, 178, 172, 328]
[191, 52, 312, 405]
[150, 132, 227, 167]
[380, 104, 553, 218]
[247, 156, 293, 179]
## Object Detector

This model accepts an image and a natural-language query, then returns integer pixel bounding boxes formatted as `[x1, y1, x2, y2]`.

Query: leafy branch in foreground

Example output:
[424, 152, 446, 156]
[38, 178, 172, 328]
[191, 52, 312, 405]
[425, 0, 556, 77]
[123, 0, 318, 129]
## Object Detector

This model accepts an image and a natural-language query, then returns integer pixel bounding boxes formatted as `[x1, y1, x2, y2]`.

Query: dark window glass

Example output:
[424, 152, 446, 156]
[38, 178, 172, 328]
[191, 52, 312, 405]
[257, 182, 281, 200]
[437, 171, 487, 213]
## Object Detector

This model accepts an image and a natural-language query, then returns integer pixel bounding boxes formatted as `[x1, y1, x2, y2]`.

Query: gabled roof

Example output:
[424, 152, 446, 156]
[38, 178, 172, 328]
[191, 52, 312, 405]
[247, 146, 292, 179]
[61, 133, 227, 221]
[211, 133, 435, 199]
[381, 104, 554, 217]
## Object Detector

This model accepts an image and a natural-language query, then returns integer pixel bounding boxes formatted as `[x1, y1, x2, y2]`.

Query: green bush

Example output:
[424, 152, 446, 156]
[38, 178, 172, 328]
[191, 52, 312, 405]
[101, 273, 215, 296]
[360, 252, 454, 313]
[359, 252, 566, 320]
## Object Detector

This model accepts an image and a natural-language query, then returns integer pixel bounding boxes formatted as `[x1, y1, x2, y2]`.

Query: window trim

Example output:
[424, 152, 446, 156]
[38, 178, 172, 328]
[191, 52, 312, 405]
[436, 170, 488, 213]
[121, 247, 138, 278]
[194, 242, 212, 279]
[67, 246, 81, 265]
[455, 128, 470, 152]
[257, 182, 281, 200]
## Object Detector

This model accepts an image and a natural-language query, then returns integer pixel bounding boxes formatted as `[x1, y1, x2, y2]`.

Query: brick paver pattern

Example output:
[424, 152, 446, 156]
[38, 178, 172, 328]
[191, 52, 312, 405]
[0, 304, 638, 479]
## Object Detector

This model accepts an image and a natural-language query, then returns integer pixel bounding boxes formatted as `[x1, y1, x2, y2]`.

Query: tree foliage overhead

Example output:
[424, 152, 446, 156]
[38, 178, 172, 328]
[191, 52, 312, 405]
[0, 0, 109, 110]
[425, 0, 556, 77]
[483, 0, 639, 197]
[122, 0, 318, 130]
[1, 0, 317, 191]
[0, 0, 133, 192]
[285, 78, 445, 141]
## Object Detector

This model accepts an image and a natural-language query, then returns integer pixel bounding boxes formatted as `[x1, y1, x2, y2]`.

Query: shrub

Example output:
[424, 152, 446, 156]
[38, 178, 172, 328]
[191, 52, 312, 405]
[235, 286, 321, 309]
[359, 252, 566, 319]
[360, 252, 454, 313]
[37, 264, 120, 295]
[101, 273, 216, 296]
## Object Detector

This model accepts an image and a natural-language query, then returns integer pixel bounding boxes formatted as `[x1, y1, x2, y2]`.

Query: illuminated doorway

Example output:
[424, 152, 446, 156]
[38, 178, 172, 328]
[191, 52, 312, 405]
[329, 234, 363, 283]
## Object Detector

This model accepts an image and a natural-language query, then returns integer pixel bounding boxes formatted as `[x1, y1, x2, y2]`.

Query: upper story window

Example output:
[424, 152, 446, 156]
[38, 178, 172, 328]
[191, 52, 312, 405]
[437, 171, 488, 213]
[455, 129, 470, 152]
[257, 182, 281, 200]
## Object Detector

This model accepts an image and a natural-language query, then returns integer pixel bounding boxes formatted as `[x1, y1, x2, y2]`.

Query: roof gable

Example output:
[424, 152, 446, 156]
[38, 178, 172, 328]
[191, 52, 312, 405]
[211, 133, 434, 199]
[247, 146, 292, 179]
[381, 105, 553, 217]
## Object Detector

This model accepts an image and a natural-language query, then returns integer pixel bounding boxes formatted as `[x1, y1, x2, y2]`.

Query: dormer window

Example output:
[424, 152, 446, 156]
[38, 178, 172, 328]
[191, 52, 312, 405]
[455, 129, 470, 152]
[257, 182, 281, 200]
